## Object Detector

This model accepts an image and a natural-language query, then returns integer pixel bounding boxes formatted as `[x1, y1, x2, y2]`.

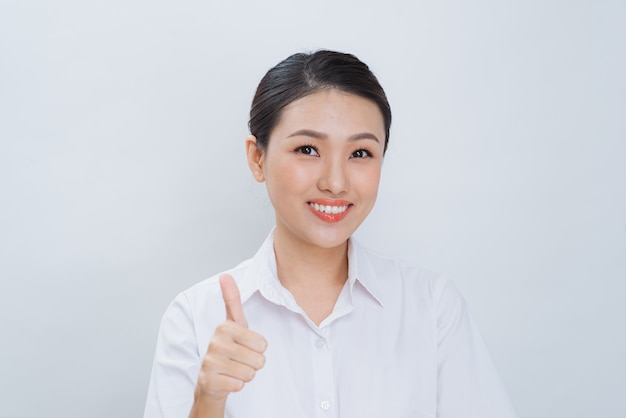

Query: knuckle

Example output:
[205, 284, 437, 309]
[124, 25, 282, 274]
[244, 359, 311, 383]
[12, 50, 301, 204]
[243, 368, 256, 382]
[259, 337, 268, 351]
[207, 339, 221, 353]
[201, 354, 214, 368]
[231, 379, 245, 392]
[207, 334, 230, 354]
[196, 371, 213, 389]
[215, 321, 231, 334]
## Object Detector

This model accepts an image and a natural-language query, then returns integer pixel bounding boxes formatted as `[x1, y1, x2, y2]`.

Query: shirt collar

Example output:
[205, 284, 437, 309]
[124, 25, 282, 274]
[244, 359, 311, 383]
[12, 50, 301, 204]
[238, 229, 281, 304]
[238, 228, 385, 308]
[347, 237, 385, 307]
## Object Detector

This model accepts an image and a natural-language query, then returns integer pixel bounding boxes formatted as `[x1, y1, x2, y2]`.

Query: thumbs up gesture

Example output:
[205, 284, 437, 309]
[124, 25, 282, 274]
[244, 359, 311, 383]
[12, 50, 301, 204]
[190, 274, 268, 416]
[221, 274, 250, 328]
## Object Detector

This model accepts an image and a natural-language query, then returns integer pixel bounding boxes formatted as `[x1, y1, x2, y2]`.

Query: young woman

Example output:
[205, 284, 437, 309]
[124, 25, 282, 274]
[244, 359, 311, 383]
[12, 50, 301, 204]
[144, 50, 517, 418]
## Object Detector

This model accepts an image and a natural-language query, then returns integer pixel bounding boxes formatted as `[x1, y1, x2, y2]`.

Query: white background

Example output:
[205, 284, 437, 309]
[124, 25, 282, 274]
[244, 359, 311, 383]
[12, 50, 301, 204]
[1, 0, 624, 417]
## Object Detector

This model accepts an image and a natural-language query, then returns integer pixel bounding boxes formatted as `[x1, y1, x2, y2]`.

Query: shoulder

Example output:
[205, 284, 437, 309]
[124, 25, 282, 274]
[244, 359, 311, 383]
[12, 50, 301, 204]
[353, 240, 477, 339]
[160, 257, 255, 347]
[351, 238, 456, 309]
[178, 257, 252, 307]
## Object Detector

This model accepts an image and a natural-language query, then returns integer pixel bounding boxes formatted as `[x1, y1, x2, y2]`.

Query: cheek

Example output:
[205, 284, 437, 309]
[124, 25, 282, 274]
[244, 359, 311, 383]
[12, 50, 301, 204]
[355, 165, 382, 199]
[265, 159, 313, 193]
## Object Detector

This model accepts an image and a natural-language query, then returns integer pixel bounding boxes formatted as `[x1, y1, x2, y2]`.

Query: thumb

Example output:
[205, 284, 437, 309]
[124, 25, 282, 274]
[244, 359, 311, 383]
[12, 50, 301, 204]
[219, 274, 248, 328]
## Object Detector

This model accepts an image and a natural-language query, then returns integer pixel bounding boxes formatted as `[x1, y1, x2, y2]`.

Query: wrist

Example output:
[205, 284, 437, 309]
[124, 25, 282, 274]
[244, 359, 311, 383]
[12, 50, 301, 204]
[189, 386, 227, 418]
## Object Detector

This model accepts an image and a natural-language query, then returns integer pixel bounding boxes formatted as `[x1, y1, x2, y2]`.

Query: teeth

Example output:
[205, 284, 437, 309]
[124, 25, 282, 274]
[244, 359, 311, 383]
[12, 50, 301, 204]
[310, 202, 349, 214]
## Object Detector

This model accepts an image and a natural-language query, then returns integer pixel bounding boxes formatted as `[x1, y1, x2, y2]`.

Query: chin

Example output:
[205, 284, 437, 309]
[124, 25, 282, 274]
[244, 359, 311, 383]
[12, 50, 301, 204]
[277, 213, 364, 250]
[306, 225, 356, 249]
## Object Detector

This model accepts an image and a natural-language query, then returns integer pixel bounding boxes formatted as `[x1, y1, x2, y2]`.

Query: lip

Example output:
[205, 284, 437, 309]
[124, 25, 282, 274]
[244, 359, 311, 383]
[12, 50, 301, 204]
[307, 198, 353, 223]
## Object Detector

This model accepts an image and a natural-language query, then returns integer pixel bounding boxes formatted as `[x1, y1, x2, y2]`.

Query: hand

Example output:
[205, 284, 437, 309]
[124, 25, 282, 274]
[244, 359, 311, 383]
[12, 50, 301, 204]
[194, 274, 268, 404]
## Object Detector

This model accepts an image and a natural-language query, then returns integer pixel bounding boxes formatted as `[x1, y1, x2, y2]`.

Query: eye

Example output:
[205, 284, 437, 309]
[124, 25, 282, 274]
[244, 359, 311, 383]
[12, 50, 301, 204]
[351, 149, 372, 159]
[295, 145, 319, 156]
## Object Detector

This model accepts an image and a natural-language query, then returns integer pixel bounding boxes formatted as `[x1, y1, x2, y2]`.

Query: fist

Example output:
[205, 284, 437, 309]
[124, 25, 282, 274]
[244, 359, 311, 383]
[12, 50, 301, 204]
[195, 274, 268, 400]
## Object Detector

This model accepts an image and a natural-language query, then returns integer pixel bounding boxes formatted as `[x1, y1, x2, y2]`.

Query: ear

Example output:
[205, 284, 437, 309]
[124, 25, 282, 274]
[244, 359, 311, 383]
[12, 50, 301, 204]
[245, 135, 265, 182]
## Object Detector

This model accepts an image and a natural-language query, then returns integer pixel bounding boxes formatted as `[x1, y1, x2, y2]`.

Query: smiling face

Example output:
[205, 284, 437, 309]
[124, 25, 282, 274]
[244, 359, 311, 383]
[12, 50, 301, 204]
[246, 89, 386, 251]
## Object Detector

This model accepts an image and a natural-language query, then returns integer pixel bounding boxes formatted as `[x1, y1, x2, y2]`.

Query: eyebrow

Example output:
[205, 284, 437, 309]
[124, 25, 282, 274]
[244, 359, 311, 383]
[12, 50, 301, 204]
[287, 129, 380, 143]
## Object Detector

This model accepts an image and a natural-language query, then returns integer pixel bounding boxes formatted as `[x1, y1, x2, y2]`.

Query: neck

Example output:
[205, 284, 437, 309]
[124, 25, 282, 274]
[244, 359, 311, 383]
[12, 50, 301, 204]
[273, 228, 349, 289]
[272, 227, 349, 325]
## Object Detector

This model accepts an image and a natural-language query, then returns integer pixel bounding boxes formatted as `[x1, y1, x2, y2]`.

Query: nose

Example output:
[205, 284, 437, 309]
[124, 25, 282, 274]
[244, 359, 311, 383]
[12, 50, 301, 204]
[317, 156, 349, 196]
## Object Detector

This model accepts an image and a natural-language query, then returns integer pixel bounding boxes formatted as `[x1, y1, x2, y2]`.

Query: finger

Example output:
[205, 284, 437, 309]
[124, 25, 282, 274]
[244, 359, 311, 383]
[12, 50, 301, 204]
[205, 373, 247, 395]
[219, 332, 267, 366]
[213, 321, 268, 354]
[231, 329, 268, 355]
[219, 274, 248, 328]
[196, 368, 246, 398]
[216, 358, 259, 383]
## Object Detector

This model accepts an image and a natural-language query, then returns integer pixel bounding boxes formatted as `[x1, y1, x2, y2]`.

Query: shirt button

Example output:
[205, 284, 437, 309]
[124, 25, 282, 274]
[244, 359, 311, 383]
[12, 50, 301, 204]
[320, 400, 331, 411]
[315, 338, 325, 349]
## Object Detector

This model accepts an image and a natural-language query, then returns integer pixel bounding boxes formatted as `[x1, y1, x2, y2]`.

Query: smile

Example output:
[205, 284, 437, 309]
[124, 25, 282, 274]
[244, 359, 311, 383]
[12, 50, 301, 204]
[307, 201, 353, 223]
[309, 202, 350, 214]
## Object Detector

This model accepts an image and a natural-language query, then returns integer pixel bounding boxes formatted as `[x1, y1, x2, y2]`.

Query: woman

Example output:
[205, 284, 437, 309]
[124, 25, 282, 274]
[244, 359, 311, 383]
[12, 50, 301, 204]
[144, 50, 517, 418]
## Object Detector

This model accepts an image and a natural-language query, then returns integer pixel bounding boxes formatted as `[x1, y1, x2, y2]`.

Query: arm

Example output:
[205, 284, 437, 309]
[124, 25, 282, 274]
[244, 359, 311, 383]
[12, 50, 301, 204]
[435, 277, 517, 418]
[144, 275, 267, 418]
[189, 276, 267, 417]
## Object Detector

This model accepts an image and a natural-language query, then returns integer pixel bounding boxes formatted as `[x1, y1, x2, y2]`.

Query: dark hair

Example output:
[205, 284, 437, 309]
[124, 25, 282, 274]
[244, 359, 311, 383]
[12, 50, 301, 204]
[249, 50, 392, 153]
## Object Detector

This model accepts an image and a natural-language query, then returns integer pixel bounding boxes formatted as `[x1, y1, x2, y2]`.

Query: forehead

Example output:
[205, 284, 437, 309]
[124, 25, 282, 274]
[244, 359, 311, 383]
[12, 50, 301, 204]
[271, 89, 386, 141]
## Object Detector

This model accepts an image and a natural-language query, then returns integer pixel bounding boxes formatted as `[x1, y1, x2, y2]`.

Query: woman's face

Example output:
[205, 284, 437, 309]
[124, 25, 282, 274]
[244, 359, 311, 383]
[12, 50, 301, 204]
[247, 89, 386, 250]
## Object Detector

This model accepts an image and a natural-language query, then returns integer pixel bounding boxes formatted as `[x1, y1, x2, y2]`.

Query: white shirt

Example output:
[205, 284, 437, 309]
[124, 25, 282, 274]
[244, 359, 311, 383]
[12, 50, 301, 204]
[144, 231, 517, 418]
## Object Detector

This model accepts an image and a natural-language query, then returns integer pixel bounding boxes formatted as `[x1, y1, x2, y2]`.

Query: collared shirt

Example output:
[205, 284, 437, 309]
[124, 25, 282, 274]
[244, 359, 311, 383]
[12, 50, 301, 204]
[144, 231, 517, 418]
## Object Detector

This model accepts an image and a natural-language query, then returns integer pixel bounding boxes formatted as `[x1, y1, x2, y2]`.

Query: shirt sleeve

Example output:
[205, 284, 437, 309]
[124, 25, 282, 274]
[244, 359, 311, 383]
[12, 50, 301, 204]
[434, 277, 518, 418]
[144, 292, 200, 418]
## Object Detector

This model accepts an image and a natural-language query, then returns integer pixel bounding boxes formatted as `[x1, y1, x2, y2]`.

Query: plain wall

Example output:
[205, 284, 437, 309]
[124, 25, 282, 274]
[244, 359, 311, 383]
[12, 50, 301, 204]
[1, 0, 624, 417]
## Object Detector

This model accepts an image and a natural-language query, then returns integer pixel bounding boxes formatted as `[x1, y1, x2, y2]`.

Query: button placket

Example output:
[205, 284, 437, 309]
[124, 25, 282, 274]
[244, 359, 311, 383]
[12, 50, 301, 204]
[311, 329, 336, 417]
